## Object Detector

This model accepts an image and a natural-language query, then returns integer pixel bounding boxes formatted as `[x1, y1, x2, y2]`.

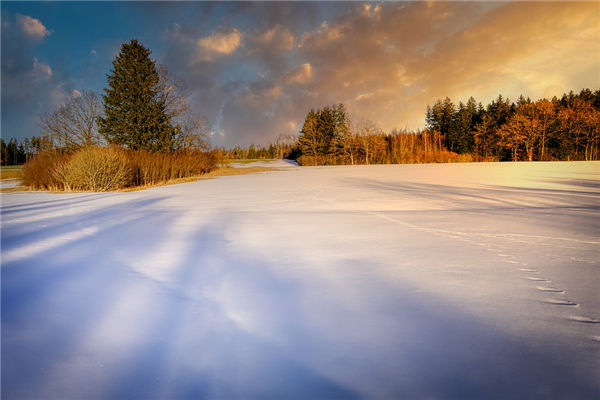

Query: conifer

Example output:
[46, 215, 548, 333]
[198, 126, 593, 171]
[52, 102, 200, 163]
[98, 39, 177, 151]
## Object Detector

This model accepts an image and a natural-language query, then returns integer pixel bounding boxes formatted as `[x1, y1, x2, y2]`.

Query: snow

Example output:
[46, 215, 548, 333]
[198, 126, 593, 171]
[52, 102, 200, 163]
[2, 161, 599, 399]
[228, 159, 298, 168]
[0, 179, 22, 189]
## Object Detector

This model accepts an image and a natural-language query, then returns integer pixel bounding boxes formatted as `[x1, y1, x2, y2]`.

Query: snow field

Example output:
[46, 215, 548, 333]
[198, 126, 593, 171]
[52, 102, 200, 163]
[2, 160, 599, 399]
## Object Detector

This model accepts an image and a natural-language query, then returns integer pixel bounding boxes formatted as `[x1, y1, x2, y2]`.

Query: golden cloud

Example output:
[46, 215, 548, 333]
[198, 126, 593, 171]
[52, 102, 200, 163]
[196, 28, 242, 61]
[17, 14, 50, 39]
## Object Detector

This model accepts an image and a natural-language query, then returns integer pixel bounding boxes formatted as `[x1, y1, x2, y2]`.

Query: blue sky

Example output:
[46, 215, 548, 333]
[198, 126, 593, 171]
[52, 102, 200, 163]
[2, 1, 599, 147]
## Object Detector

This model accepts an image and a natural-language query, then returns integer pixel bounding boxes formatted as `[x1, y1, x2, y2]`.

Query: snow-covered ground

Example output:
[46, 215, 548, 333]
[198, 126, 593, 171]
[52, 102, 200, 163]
[228, 159, 298, 168]
[0, 178, 22, 189]
[2, 161, 599, 399]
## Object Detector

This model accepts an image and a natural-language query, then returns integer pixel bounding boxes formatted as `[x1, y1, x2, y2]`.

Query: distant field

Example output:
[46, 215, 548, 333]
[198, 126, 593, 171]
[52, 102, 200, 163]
[0, 166, 23, 192]
[1, 165, 23, 175]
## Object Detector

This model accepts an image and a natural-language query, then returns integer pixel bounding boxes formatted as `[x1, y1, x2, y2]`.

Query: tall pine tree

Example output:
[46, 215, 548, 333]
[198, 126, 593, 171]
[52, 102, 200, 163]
[98, 39, 177, 151]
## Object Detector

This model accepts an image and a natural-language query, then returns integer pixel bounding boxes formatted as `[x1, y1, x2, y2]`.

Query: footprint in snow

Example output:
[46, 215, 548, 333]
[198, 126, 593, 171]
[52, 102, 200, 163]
[544, 298, 579, 307]
[569, 316, 600, 324]
[536, 286, 565, 293]
[526, 277, 550, 282]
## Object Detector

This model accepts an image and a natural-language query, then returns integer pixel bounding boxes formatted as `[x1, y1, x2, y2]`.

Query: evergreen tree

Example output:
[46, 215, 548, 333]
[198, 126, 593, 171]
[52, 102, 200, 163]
[298, 103, 350, 162]
[0, 139, 6, 166]
[451, 98, 477, 153]
[487, 94, 513, 128]
[298, 109, 320, 159]
[426, 98, 456, 150]
[98, 39, 177, 151]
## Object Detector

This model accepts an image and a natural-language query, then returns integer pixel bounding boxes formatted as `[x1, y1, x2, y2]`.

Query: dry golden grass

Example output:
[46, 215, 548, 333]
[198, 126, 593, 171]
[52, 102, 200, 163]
[1, 169, 23, 180]
[0, 186, 26, 193]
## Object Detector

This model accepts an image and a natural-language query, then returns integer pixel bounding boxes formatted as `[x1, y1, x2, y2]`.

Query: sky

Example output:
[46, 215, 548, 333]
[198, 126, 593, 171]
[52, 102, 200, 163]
[1, 1, 599, 147]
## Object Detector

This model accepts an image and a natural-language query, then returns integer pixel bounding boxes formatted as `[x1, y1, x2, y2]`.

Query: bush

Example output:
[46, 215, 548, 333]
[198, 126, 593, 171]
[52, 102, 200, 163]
[129, 149, 220, 186]
[22, 150, 71, 190]
[22, 147, 219, 191]
[54, 146, 133, 191]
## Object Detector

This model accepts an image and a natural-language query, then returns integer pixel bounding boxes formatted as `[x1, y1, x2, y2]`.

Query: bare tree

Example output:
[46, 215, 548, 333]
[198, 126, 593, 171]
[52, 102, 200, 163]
[275, 133, 296, 159]
[157, 64, 190, 123]
[179, 112, 210, 151]
[157, 65, 209, 151]
[40, 90, 103, 150]
[355, 119, 383, 165]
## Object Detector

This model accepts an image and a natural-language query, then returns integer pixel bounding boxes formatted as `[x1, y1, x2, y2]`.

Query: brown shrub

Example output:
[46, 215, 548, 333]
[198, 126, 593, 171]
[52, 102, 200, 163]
[55, 146, 133, 191]
[22, 147, 220, 191]
[22, 150, 71, 190]
[129, 149, 220, 186]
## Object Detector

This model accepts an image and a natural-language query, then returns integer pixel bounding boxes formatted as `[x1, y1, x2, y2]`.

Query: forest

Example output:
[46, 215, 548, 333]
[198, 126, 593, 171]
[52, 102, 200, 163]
[291, 89, 599, 166]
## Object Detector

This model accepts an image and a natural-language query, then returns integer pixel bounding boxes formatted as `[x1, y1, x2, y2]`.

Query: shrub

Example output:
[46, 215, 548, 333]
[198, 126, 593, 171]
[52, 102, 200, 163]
[55, 146, 133, 191]
[129, 149, 220, 186]
[22, 150, 71, 190]
[22, 147, 219, 191]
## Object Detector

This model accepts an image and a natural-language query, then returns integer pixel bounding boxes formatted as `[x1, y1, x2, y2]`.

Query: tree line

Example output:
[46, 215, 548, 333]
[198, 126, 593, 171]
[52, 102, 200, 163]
[294, 103, 469, 165]
[426, 89, 599, 161]
[218, 133, 297, 160]
[1, 136, 53, 166]
[290, 88, 599, 166]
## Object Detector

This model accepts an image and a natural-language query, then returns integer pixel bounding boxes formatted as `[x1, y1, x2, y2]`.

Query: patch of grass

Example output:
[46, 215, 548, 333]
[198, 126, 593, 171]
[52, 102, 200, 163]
[0, 186, 26, 193]
[0, 169, 23, 180]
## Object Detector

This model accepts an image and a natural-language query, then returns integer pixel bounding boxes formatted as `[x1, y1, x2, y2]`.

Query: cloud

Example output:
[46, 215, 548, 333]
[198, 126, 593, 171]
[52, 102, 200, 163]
[283, 63, 312, 86]
[17, 14, 50, 39]
[1, 13, 71, 139]
[31, 58, 52, 79]
[157, 1, 598, 146]
[7, 2, 590, 146]
[255, 25, 294, 52]
[290, 1, 599, 131]
[196, 28, 242, 61]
